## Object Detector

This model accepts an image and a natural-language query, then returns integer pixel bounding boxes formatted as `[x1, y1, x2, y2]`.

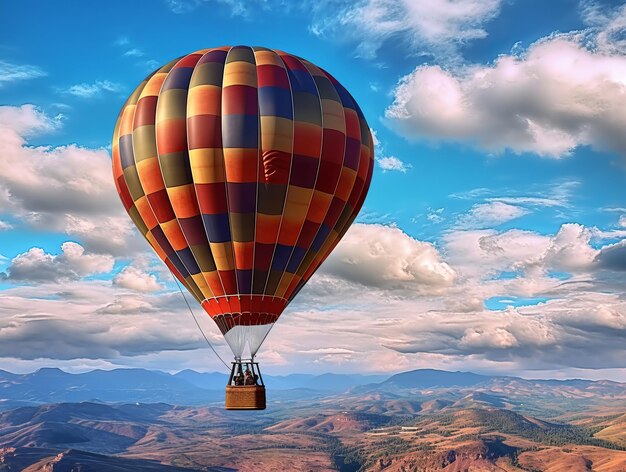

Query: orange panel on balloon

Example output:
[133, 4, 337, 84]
[167, 184, 200, 218]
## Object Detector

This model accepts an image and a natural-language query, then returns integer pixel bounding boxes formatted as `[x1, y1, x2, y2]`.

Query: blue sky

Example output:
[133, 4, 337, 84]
[1, 0, 625, 380]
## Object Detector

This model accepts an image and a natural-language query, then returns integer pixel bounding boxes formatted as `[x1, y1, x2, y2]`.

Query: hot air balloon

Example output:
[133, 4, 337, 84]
[112, 46, 373, 410]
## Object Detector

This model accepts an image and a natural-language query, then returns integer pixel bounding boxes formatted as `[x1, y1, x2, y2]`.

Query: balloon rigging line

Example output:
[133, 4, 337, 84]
[170, 272, 230, 371]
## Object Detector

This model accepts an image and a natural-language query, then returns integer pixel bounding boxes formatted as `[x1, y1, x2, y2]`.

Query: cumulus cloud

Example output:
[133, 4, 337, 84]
[2, 242, 114, 283]
[311, 0, 502, 61]
[0, 105, 142, 255]
[64, 80, 123, 98]
[456, 202, 530, 229]
[113, 266, 163, 292]
[0, 60, 46, 85]
[445, 223, 599, 280]
[320, 223, 456, 291]
[459, 326, 519, 350]
[386, 36, 626, 158]
[596, 240, 626, 271]
[543, 223, 598, 272]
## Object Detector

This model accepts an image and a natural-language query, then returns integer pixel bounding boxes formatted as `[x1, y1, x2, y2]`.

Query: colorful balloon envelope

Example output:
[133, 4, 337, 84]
[112, 46, 374, 360]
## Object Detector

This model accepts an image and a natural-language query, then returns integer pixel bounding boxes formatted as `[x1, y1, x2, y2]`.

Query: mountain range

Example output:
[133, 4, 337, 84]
[0, 368, 624, 471]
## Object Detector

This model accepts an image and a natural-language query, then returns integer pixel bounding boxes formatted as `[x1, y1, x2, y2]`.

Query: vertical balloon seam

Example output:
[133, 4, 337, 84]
[127, 66, 205, 303]
[185, 47, 228, 335]
[187, 47, 230, 313]
[263, 50, 296, 300]
[299, 113, 373, 300]
[282, 56, 338, 299]
[149, 56, 211, 301]
[248, 47, 261, 313]
[191, 46, 238, 326]
[277, 60, 349, 301]
[290, 70, 364, 296]
[310, 79, 371, 279]
[258, 50, 298, 303]
[220, 46, 243, 305]
[247, 49, 297, 350]
[153, 53, 218, 303]
[248, 46, 261, 333]
[181, 51, 220, 302]
[251, 47, 289, 308]
[270, 53, 326, 304]
[210, 46, 238, 332]
[230, 46, 258, 308]
[296, 100, 373, 301]
[286, 57, 343, 299]
[251, 47, 286, 330]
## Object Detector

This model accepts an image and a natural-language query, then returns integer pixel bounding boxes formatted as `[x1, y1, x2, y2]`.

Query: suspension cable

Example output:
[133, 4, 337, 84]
[169, 272, 230, 371]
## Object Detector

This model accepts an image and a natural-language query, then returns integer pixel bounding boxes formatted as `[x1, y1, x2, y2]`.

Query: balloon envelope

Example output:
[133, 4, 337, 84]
[112, 46, 374, 358]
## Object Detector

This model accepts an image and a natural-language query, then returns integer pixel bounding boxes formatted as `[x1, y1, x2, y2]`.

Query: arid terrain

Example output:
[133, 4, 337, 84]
[0, 368, 624, 471]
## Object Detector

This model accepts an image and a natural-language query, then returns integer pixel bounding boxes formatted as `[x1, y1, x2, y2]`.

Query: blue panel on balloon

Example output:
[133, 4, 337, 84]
[202, 213, 232, 243]
[259, 87, 293, 119]
[119, 135, 135, 169]
[162, 67, 194, 90]
[271, 244, 293, 271]
[311, 224, 331, 252]
[175, 247, 201, 274]
[287, 246, 307, 273]
[222, 115, 259, 148]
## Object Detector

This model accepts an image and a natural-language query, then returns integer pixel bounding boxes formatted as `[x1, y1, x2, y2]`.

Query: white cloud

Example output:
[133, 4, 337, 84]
[426, 207, 445, 224]
[320, 223, 456, 291]
[0, 60, 46, 85]
[377, 156, 410, 173]
[0, 104, 62, 136]
[543, 223, 598, 272]
[456, 202, 530, 229]
[0, 105, 142, 256]
[444, 223, 599, 281]
[371, 128, 411, 173]
[123, 48, 144, 57]
[0, 220, 13, 231]
[580, 1, 626, 55]
[3, 242, 114, 283]
[64, 80, 123, 98]
[619, 216, 626, 228]
[460, 327, 519, 350]
[311, 0, 502, 61]
[386, 36, 626, 157]
[113, 266, 163, 292]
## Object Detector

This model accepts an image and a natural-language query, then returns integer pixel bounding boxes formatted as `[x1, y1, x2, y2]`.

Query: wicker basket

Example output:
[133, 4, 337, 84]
[225, 385, 266, 410]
